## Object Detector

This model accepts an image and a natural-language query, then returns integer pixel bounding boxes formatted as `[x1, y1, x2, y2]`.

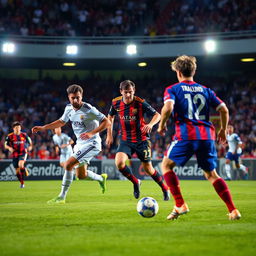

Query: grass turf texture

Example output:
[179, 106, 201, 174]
[0, 180, 256, 256]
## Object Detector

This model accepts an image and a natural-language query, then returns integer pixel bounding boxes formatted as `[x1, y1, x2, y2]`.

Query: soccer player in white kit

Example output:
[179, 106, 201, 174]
[32, 84, 111, 204]
[53, 127, 74, 167]
[224, 125, 248, 180]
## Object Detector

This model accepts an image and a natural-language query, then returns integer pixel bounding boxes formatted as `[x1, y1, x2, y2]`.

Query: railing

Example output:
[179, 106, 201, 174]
[0, 30, 256, 45]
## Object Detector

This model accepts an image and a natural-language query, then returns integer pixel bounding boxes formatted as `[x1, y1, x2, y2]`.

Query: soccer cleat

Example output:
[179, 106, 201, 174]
[228, 209, 241, 220]
[167, 203, 189, 220]
[133, 179, 141, 199]
[47, 196, 65, 205]
[99, 173, 108, 194]
[20, 184, 25, 188]
[163, 190, 170, 201]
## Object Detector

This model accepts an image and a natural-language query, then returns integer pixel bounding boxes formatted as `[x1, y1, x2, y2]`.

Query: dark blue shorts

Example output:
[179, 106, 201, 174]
[166, 140, 217, 171]
[225, 152, 241, 164]
[13, 154, 27, 168]
[117, 140, 152, 162]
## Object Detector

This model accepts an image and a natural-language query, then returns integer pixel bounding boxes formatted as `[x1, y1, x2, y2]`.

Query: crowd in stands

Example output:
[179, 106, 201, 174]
[0, 0, 156, 37]
[1, 0, 255, 38]
[0, 74, 255, 161]
[145, 0, 256, 36]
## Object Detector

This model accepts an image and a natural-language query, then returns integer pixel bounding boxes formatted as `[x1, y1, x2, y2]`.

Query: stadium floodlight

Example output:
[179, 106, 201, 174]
[63, 62, 76, 67]
[240, 58, 255, 62]
[138, 62, 147, 67]
[2, 42, 16, 54]
[204, 39, 216, 53]
[66, 45, 78, 55]
[126, 44, 137, 55]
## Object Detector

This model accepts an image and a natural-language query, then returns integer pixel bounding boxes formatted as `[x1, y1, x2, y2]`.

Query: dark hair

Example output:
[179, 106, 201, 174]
[119, 80, 135, 90]
[12, 121, 21, 128]
[171, 55, 197, 77]
[66, 84, 83, 95]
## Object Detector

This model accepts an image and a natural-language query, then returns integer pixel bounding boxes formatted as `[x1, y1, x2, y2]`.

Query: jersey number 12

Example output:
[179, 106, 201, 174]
[184, 93, 206, 120]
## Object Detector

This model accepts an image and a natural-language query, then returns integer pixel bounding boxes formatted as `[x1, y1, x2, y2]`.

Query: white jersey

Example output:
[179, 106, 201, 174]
[227, 133, 242, 153]
[60, 102, 106, 145]
[53, 133, 73, 155]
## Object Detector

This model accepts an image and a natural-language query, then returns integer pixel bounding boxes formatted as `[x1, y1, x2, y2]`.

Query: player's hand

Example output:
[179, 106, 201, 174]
[157, 125, 167, 136]
[142, 124, 153, 134]
[80, 132, 93, 140]
[106, 136, 113, 148]
[217, 128, 227, 144]
[32, 126, 44, 133]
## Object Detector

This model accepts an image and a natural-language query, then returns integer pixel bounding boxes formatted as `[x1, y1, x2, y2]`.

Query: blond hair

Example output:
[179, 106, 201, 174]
[171, 55, 197, 77]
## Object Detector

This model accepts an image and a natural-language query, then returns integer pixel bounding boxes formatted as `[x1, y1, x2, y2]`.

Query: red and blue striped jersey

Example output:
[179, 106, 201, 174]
[164, 80, 225, 141]
[109, 96, 157, 143]
[5, 132, 31, 158]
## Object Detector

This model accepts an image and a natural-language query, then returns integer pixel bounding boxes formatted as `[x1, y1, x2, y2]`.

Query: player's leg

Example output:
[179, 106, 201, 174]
[197, 140, 241, 220]
[141, 161, 169, 201]
[115, 152, 141, 198]
[224, 155, 232, 180]
[136, 140, 169, 200]
[15, 157, 25, 188]
[47, 156, 77, 204]
[76, 163, 107, 193]
[235, 159, 248, 180]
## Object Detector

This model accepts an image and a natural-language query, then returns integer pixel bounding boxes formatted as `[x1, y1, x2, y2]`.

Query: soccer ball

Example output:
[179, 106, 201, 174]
[137, 197, 159, 218]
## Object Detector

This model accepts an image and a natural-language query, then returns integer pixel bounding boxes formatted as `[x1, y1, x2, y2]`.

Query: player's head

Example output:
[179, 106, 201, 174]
[120, 80, 135, 103]
[227, 125, 234, 134]
[54, 127, 62, 135]
[171, 55, 197, 80]
[12, 121, 21, 134]
[67, 84, 83, 109]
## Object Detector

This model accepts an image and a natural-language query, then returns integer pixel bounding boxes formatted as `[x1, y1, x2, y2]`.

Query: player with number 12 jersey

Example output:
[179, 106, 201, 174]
[164, 81, 224, 141]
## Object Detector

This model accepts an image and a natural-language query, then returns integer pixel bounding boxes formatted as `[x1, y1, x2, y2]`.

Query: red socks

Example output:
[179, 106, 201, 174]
[119, 166, 139, 184]
[151, 170, 168, 191]
[213, 178, 236, 212]
[164, 170, 184, 207]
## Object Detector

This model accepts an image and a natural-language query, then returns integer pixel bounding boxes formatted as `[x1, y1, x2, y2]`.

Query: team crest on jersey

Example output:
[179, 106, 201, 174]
[132, 108, 138, 114]
[80, 115, 85, 120]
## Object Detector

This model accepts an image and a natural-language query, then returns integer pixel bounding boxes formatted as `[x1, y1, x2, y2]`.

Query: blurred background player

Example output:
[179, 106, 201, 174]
[106, 80, 169, 200]
[158, 55, 241, 220]
[53, 127, 74, 168]
[32, 84, 110, 204]
[224, 125, 248, 180]
[4, 121, 32, 188]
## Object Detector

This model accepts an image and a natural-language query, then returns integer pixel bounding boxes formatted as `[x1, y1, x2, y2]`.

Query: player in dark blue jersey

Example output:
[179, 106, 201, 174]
[158, 55, 241, 220]
[106, 80, 169, 200]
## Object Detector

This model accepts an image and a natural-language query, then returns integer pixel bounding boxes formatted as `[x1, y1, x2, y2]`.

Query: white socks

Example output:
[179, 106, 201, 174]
[87, 170, 103, 182]
[239, 164, 247, 173]
[59, 170, 74, 199]
[224, 164, 232, 180]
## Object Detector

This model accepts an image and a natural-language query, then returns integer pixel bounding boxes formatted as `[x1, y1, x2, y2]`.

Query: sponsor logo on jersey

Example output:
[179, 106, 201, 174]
[71, 121, 86, 127]
[119, 115, 137, 121]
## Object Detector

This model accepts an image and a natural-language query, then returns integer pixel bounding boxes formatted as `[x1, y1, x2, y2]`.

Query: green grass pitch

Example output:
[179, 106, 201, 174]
[0, 180, 256, 256]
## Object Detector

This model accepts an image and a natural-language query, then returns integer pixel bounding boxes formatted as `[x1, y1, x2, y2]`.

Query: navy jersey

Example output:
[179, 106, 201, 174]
[164, 80, 224, 141]
[109, 96, 156, 143]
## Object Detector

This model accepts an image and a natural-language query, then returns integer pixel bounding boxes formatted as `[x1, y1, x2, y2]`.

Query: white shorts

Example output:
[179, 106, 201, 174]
[73, 140, 101, 165]
[60, 152, 73, 164]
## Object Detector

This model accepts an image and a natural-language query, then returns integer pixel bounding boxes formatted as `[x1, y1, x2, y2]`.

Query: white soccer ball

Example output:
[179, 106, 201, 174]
[137, 197, 159, 218]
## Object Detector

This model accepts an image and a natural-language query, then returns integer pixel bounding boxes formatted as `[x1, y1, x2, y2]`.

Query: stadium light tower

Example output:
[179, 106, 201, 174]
[2, 42, 16, 54]
[126, 44, 137, 55]
[204, 39, 216, 54]
[66, 45, 78, 55]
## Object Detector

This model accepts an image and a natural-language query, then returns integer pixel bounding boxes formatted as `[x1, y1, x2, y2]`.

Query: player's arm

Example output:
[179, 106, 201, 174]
[157, 101, 174, 136]
[80, 117, 111, 140]
[142, 112, 161, 133]
[32, 119, 65, 133]
[27, 136, 33, 152]
[217, 104, 229, 144]
[60, 138, 74, 149]
[106, 114, 115, 147]
[4, 141, 14, 153]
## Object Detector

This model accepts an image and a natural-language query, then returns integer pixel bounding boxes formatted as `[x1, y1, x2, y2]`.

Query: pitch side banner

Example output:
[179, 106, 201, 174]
[0, 160, 101, 181]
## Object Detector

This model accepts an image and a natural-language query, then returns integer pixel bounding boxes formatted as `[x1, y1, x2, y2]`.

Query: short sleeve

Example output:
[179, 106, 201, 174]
[108, 104, 117, 116]
[164, 87, 175, 104]
[60, 105, 71, 123]
[142, 101, 156, 116]
[208, 88, 225, 110]
[89, 106, 106, 122]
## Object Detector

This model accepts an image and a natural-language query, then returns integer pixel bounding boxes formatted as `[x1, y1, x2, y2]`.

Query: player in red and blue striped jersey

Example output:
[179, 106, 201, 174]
[106, 80, 169, 200]
[158, 55, 241, 220]
[4, 121, 32, 188]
